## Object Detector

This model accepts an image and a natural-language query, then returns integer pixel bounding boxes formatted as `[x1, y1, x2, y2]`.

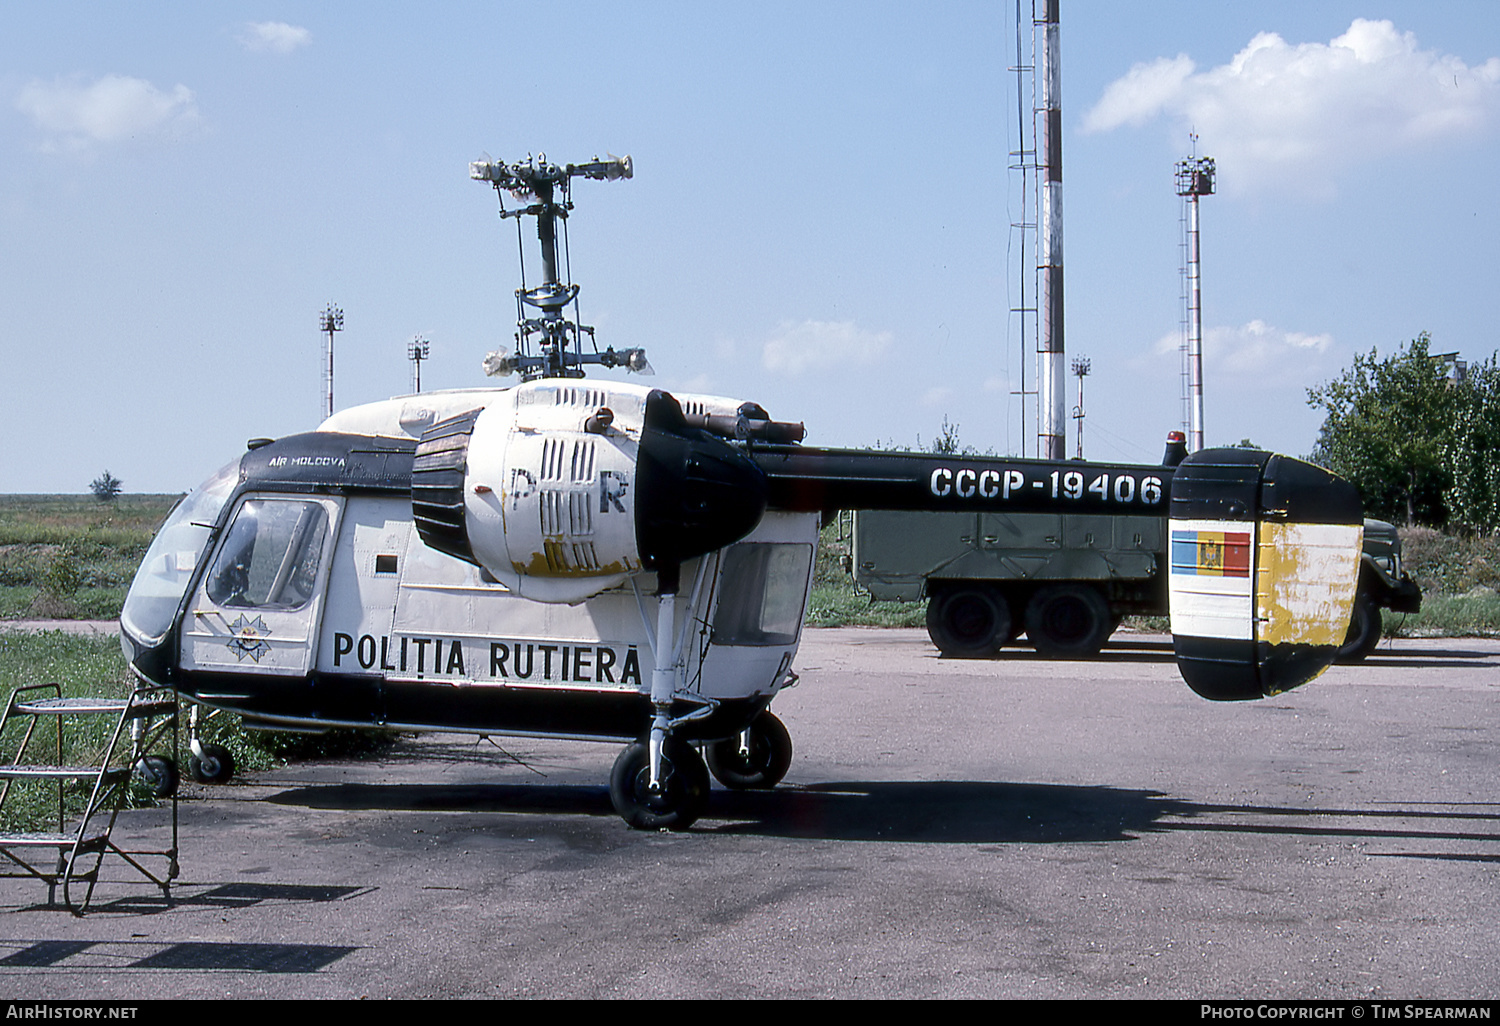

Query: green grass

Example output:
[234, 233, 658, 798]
[806, 517, 926, 628]
[0, 494, 178, 621]
[0, 630, 391, 833]
[0, 632, 148, 832]
[1383, 527, 1500, 637]
[1385, 589, 1500, 638]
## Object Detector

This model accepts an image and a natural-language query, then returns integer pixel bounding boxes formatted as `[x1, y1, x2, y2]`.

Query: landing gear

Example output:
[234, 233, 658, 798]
[609, 738, 710, 831]
[926, 585, 1010, 658]
[1025, 584, 1112, 658]
[185, 705, 235, 784]
[706, 711, 793, 790]
[135, 755, 179, 798]
[189, 743, 236, 784]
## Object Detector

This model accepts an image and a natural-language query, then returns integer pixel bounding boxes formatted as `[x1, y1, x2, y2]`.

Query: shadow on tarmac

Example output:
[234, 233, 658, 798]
[942, 639, 1500, 669]
[1355, 646, 1500, 668]
[264, 778, 1500, 847]
[937, 639, 1179, 665]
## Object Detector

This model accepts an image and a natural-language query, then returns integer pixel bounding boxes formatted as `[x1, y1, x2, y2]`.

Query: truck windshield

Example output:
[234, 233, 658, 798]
[120, 458, 242, 645]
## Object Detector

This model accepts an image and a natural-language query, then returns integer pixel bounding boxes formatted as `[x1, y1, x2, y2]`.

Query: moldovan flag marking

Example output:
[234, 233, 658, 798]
[1171, 529, 1251, 578]
[1169, 521, 1256, 641]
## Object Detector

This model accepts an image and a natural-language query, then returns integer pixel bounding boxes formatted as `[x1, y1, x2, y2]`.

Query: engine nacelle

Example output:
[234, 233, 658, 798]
[411, 382, 767, 602]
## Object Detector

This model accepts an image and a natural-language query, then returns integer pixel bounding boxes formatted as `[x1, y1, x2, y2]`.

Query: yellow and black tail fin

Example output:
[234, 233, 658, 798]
[1169, 448, 1363, 700]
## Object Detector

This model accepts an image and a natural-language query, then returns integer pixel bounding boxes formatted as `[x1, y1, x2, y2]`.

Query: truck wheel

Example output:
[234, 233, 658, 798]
[926, 586, 1010, 658]
[1025, 584, 1112, 658]
[1336, 593, 1382, 663]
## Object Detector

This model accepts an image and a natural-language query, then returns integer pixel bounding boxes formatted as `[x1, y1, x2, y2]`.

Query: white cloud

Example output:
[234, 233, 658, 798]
[16, 75, 199, 152]
[1083, 19, 1500, 192]
[1156, 319, 1334, 382]
[1084, 54, 1195, 132]
[239, 21, 312, 54]
[761, 319, 892, 375]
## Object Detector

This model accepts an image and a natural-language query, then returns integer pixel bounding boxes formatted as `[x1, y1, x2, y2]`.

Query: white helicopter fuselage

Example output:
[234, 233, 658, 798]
[122, 378, 820, 746]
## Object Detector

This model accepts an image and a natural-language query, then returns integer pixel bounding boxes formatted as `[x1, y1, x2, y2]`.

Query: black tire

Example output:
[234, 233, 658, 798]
[706, 711, 793, 790]
[1024, 584, 1113, 659]
[925, 585, 1010, 658]
[1336, 593, 1382, 664]
[135, 755, 179, 798]
[189, 743, 236, 784]
[609, 738, 710, 831]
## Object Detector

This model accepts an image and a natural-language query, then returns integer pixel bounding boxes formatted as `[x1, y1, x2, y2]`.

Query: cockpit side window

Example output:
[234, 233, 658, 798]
[205, 499, 330, 611]
[710, 542, 814, 647]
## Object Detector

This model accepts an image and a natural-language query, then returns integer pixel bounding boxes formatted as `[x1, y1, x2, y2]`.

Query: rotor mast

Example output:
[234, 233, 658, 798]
[470, 154, 650, 380]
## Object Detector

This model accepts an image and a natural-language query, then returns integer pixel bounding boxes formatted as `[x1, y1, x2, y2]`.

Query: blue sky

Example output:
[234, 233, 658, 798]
[3, 2, 1498, 492]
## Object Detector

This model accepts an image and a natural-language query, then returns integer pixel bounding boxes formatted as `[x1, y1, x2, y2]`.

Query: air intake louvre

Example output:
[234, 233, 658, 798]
[412, 409, 482, 565]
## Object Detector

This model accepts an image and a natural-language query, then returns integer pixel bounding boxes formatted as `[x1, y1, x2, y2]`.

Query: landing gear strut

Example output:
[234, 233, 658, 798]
[608, 738, 710, 830]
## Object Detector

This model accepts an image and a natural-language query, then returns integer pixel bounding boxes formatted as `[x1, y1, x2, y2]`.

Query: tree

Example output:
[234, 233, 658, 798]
[929, 416, 964, 455]
[1306, 333, 1457, 527]
[1445, 354, 1500, 534]
[90, 470, 123, 503]
[919, 416, 992, 457]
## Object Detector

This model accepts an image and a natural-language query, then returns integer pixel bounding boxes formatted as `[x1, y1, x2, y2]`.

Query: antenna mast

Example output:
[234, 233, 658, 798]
[1009, 0, 1038, 457]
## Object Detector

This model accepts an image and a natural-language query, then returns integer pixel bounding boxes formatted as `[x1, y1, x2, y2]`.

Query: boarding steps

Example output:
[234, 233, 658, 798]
[0, 683, 180, 914]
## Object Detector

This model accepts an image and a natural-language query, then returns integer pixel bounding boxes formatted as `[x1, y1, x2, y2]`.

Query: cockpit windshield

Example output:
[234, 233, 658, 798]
[120, 457, 242, 645]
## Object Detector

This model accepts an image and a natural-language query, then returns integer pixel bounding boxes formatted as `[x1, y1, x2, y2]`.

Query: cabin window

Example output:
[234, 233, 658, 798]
[711, 542, 813, 647]
[205, 499, 330, 610]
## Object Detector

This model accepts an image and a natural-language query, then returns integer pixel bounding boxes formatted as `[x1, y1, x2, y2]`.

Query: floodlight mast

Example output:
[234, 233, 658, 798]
[470, 154, 650, 380]
[408, 336, 430, 393]
[318, 304, 343, 419]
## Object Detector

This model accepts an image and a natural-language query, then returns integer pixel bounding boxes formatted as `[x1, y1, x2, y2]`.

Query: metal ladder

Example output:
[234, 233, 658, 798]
[0, 682, 180, 914]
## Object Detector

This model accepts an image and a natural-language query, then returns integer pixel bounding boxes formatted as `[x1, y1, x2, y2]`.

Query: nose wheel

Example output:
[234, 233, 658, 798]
[189, 743, 236, 784]
[705, 711, 792, 790]
[609, 737, 710, 831]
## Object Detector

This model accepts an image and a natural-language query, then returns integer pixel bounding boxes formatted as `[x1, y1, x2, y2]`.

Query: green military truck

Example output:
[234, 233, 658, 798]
[851, 509, 1420, 662]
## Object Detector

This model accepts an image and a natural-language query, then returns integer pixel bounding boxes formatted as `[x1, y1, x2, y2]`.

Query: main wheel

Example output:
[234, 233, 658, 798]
[135, 755, 179, 798]
[1025, 584, 1112, 658]
[926, 585, 1010, 658]
[609, 738, 710, 831]
[189, 743, 236, 784]
[706, 711, 793, 790]
[1336, 592, 1382, 663]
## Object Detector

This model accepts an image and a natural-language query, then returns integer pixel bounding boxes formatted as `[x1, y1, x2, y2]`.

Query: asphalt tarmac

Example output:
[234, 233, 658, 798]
[2, 628, 1497, 1000]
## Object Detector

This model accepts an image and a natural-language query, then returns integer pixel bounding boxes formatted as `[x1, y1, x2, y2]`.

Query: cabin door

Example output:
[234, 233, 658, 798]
[180, 495, 343, 677]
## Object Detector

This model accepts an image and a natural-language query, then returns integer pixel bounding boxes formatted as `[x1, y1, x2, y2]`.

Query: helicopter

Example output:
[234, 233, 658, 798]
[117, 154, 1364, 831]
